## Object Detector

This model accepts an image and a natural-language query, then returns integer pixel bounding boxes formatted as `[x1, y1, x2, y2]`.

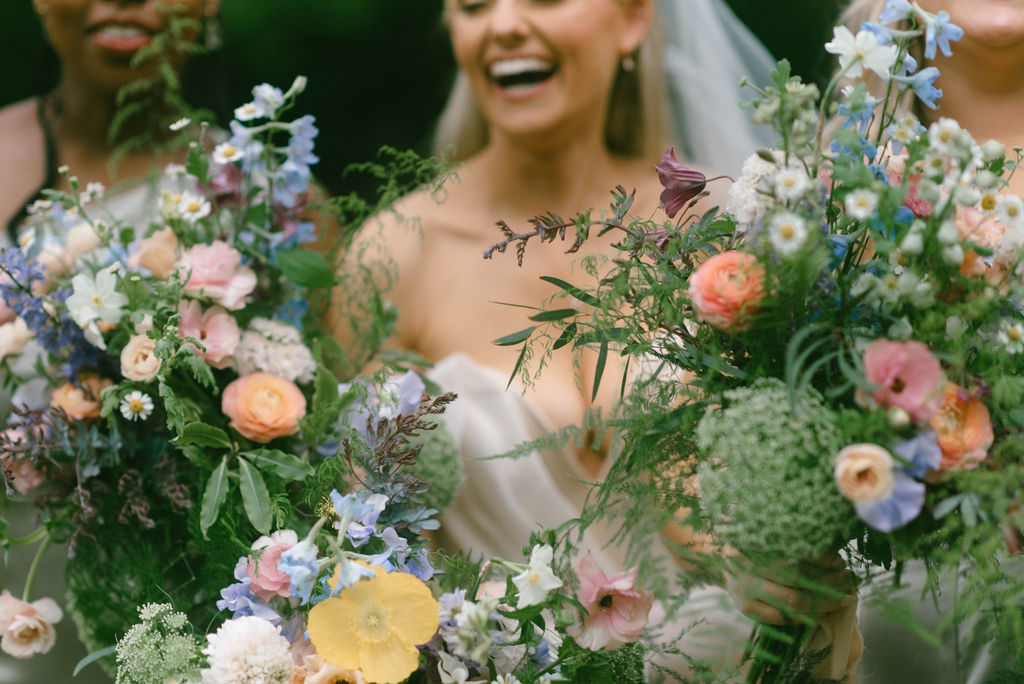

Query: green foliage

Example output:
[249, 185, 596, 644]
[556, 640, 645, 684]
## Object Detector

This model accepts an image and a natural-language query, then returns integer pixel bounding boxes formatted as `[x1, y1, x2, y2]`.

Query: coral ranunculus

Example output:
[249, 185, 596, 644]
[688, 251, 766, 332]
[49, 373, 113, 421]
[308, 562, 439, 684]
[567, 551, 654, 651]
[120, 334, 162, 382]
[862, 339, 945, 423]
[929, 382, 994, 471]
[834, 443, 895, 503]
[222, 372, 306, 443]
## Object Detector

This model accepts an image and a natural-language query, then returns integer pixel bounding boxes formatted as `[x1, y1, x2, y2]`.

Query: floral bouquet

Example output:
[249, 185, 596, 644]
[484, 2, 1024, 680]
[109, 373, 659, 684]
[0, 77, 347, 666]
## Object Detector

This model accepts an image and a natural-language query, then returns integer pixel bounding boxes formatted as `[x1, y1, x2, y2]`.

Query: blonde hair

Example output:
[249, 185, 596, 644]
[433, 3, 668, 162]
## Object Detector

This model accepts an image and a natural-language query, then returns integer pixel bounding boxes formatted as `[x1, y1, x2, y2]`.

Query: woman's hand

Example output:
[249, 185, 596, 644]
[725, 553, 856, 625]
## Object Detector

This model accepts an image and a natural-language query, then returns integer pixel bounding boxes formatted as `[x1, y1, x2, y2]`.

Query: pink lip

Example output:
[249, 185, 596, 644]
[89, 22, 155, 56]
[490, 76, 555, 101]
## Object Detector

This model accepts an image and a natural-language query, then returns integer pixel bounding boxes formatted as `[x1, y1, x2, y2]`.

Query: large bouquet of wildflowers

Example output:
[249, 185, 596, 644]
[0, 77, 349, 665]
[485, 3, 1024, 680]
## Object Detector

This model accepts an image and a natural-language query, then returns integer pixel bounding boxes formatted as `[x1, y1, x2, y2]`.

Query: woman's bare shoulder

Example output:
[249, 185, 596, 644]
[0, 99, 47, 224]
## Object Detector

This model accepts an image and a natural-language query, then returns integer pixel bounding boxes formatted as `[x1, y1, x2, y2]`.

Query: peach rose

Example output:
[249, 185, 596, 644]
[0, 318, 33, 362]
[929, 382, 994, 471]
[178, 240, 257, 310]
[120, 334, 162, 382]
[50, 373, 113, 421]
[178, 300, 239, 369]
[65, 222, 103, 257]
[0, 590, 62, 658]
[834, 443, 895, 503]
[688, 251, 766, 332]
[130, 227, 180, 280]
[222, 372, 306, 443]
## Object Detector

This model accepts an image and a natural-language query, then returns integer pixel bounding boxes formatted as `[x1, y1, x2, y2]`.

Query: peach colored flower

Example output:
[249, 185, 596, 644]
[1, 428, 44, 494]
[178, 300, 239, 369]
[929, 382, 994, 471]
[247, 530, 298, 601]
[65, 223, 102, 257]
[222, 372, 306, 443]
[862, 339, 945, 423]
[688, 251, 766, 332]
[955, 207, 1006, 280]
[0, 318, 33, 362]
[120, 334, 162, 382]
[49, 373, 113, 421]
[299, 653, 366, 684]
[0, 274, 16, 325]
[0, 590, 62, 658]
[834, 443, 895, 503]
[567, 551, 653, 651]
[178, 240, 257, 310]
[131, 227, 180, 280]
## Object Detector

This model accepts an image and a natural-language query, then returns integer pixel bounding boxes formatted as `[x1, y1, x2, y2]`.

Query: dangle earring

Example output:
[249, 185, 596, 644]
[620, 53, 636, 73]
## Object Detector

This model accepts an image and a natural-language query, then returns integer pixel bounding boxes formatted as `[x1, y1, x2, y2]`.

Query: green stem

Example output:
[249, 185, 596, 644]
[8, 526, 48, 546]
[812, 60, 860, 175]
[22, 531, 51, 603]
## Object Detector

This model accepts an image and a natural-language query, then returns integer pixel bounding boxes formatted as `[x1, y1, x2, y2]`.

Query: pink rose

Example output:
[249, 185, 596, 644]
[689, 251, 766, 332]
[178, 240, 256, 310]
[0, 590, 62, 658]
[862, 339, 945, 423]
[178, 300, 239, 369]
[567, 551, 653, 651]
[247, 530, 299, 601]
[1, 428, 44, 494]
[222, 372, 306, 443]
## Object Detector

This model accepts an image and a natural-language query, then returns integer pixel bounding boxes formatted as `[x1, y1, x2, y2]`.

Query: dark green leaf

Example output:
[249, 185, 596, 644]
[552, 322, 578, 351]
[238, 457, 272, 534]
[592, 338, 608, 401]
[242, 448, 314, 481]
[200, 457, 231, 537]
[73, 646, 116, 676]
[180, 352, 216, 390]
[173, 422, 233, 450]
[277, 248, 336, 289]
[538, 275, 600, 307]
[528, 308, 579, 322]
[494, 326, 536, 346]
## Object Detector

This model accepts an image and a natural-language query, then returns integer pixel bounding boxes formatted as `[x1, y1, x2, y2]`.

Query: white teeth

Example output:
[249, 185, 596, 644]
[489, 57, 554, 78]
[96, 25, 148, 39]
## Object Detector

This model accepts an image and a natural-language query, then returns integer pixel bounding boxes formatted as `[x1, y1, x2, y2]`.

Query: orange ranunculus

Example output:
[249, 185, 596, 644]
[929, 381, 994, 471]
[222, 372, 306, 443]
[131, 227, 180, 280]
[49, 373, 113, 421]
[688, 251, 766, 332]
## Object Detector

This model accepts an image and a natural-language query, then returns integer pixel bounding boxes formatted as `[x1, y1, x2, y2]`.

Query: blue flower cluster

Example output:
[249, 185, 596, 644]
[216, 556, 281, 622]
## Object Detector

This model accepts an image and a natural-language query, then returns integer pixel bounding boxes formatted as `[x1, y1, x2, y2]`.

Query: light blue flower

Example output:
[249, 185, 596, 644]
[397, 545, 435, 581]
[854, 471, 925, 532]
[252, 83, 285, 116]
[216, 557, 281, 622]
[860, 21, 894, 46]
[896, 66, 943, 109]
[343, 493, 389, 547]
[923, 11, 963, 60]
[879, 0, 913, 25]
[278, 539, 319, 605]
[331, 556, 377, 593]
[893, 432, 942, 478]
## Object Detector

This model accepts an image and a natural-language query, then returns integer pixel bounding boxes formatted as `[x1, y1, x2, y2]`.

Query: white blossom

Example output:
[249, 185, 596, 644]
[512, 545, 562, 608]
[200, 616, 292, 684]
[824, 26, 898, 80]
[767, 211, 808, 256]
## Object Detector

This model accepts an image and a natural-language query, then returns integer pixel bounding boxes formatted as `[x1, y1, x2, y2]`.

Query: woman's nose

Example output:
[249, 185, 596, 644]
[488, 0, 528, 43]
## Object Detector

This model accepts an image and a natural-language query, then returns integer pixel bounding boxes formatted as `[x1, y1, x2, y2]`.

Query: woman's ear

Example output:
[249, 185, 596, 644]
[618, 0, 654, 55]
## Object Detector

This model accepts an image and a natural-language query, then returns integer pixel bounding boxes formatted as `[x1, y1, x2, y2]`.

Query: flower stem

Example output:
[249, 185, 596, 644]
[22, 531, 51, 603]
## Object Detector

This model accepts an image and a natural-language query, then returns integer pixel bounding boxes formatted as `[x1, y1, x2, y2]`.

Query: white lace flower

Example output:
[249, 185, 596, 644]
[727, 152, 779, 230]
[233, 319, 316, 383]
[845, 189, 879, 221]
[213, 142, 245, 165]
[66, 269, 127, 328]
[767, 211, 808, 256]
[824, 26, 897, 80]
[998, 320, 1024, 355]
[119, 391, 154, 421]
[79, 182, 105, 204]
[177, 192, 211, 223]
[512, 545, 562, 608]
[997, 195, 1024, 229]
[201, 616, 293, 684]
[169, 117, 191, 131]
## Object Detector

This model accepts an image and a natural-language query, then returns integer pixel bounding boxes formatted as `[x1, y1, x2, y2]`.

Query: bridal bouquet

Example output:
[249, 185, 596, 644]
[486, 2, 1024, 680]
[0, 77, 346, 663]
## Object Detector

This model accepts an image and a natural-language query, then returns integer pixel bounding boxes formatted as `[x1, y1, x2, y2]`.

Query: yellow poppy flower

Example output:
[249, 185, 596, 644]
[308, 562, 440, 684]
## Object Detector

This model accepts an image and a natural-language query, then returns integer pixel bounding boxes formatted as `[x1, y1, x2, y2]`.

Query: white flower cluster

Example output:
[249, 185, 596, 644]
[439, 592, 500, 665]
[200, 616, 293, 684]
[234, 318, 316, 383]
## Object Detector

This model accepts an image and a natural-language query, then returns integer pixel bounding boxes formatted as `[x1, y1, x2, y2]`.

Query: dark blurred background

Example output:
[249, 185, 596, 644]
[0, 0, 847, 195]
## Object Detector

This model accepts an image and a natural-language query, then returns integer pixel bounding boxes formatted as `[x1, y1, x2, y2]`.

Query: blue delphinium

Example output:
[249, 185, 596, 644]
[277, 539, 320, 605]
[216, 557, 281, 622]
[922, 10, 964, 60]
[895, 66, 943, 109]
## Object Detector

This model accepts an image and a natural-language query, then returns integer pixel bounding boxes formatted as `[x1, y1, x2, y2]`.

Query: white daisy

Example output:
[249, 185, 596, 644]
[17, 228, 36, 250]
[768, 211, 808, 256]
[212, 142, 245, 165]
[233, 101, 266, 122]
[844, 189, 878, 221]
[169, 117, 191, 131]
[79, 182, 105, 204]
[929, 118, 967, 156]
[824, 26, 897, 80]
[164, 163, 187, 178]
[512, 545, 563, 608]
[774, 168, 810, 201]
[66, 269, 127, 328]
[177, 192, 211, 223]
[119, 391, 154, 421]
[998, 320, 1024, 355]
[997, 195, 1024, 228]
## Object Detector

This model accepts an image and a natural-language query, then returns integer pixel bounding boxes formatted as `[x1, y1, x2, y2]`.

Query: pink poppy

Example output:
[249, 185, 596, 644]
[568, 551, 653, 651]
[862, 339, 945, 423]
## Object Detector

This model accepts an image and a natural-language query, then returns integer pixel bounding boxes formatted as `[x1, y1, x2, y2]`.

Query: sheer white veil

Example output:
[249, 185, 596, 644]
[657, 0, 778, 175]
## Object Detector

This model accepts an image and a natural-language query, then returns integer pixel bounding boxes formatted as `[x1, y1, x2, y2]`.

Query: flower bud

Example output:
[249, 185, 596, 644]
[942, 243, 964, 265]
[887, 406, 911, 428]
[900, 230, 924, 255]
[937, 220, 959, 245]
[980, 139, 1006, 162]
[946, 315, 967, 340]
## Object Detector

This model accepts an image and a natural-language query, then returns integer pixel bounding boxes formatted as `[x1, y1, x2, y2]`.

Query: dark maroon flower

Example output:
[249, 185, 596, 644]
[654, 147, 707, 218]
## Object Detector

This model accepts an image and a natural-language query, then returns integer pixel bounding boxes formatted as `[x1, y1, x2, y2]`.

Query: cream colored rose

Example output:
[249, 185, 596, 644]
[0, 318, 33, 362]
[834, 443, 895, 503]
[120, 334, 162, 382]
[65, 222, 102, 257]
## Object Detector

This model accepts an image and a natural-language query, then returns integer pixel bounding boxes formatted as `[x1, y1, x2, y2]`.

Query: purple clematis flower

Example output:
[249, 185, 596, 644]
[855, 471, 925, 532]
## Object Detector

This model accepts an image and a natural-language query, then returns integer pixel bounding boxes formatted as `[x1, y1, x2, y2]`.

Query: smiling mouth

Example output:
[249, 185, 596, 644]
[90, 23, 154, 55]
[488, 57, 558, 91]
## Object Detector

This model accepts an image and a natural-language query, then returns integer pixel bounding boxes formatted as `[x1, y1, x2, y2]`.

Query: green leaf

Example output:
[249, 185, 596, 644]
[158, 382, 187, 434]
[932, 495, 963, 520]
[528, 308, 579, 322]
[173, 422, 233, 450]
[200, 457, 231, 537]
[592, 338, 608, 401]
[242, 448, 314, 481]
[552, 322, 578, 351]
[277, 248, 336, 289]
[238, 457, 272, 534]
[73, 645, 116, 676]
[493, 326, 536, 346]
[539, 275, 600, 307]
[180, 352, 216, 390]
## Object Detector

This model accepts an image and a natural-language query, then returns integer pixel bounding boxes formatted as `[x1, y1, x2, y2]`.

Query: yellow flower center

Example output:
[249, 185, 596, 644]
[855, 49, 865, 60]
[940, 129, 953, 143]
[223, 145, 237, 158]
[19, 234, 32, 248]
[782, 177, 796, 189]
[1009, 325, 1023, 342]
[358, 605, 389, 642]
[780, 224, 795, 239]
[527, 571, 541, 585]
[982, 194, 997, 211]
[186, 201, 201, 213]
[129, 399, 144, 414]
[1008, 204, 1020, 218]
[172, 194, 183, 203]
[91, 293, 104, 308]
